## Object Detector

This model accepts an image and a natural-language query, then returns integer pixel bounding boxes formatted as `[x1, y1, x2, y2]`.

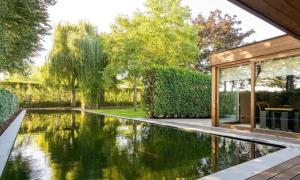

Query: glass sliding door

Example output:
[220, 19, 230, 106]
[219, 65, 251, 125]
[255, 56, 300, 133]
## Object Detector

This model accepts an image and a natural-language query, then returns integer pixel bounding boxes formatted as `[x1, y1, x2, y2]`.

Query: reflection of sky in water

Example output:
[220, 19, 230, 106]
[10, 135, 51, 180]
[2, 112, 282, 179]
[116, 125, 142, 153]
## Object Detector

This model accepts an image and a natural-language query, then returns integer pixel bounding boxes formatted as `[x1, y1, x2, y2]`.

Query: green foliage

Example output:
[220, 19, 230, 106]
[105, 0, 198, 71]
[0, 81, 139, 108]
[93, 108, 147, 118]
[47, 22, 107, 108]
[144, 66, 211, 118]
[104, 88, 142, 106]
[0, 81, 79, 108]
[104, 0, 198, 109]
[0, 88, 19, 124]
[0, 0, 55, 73]
[219, 92, 238, 117]
[192, 9, 254, 72]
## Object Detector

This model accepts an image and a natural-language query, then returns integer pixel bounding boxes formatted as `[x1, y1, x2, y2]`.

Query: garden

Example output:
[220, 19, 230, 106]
[0, 0, 254, 123]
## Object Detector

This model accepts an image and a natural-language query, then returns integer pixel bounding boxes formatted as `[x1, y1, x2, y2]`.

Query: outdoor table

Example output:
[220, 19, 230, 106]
[264, 108, 299, 131]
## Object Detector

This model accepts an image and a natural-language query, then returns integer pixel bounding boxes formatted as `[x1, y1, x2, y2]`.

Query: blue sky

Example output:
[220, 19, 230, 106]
[34, 0, 284, 66]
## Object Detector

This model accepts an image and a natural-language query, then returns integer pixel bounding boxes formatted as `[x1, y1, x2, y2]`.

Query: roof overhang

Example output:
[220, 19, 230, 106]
[210, 35, 300, 66]
[228, 0, 300, 40]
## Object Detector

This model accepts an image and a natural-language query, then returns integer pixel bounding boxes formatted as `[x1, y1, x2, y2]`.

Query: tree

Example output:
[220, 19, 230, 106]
[104, 0, 198, 111]
[47, 22, 107, 108]
[0, 0, 55, 73]
[192, 9, 255, 73]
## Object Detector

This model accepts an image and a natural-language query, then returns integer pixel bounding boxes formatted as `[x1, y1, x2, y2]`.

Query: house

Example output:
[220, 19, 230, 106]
[210, 0, 300, 138]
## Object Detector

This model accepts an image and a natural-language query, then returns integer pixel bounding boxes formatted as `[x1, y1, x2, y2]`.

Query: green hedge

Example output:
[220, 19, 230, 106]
[143, 66, 211, 118]
[0, 81, 139, 108]
[0, 88, 19, 124]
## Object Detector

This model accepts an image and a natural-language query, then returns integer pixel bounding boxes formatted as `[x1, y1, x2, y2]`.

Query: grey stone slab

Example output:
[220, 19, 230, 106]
[0, 110, 26, 177]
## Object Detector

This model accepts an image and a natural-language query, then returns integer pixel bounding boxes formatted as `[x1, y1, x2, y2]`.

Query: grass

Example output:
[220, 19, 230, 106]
[91, 107, 147, 118]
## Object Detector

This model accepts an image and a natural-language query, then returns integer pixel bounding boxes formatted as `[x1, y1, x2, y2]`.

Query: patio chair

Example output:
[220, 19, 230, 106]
[257, 102, 269, 129]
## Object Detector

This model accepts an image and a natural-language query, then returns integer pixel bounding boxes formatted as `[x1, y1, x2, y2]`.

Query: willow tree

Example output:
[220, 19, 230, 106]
[47, 22, 106, 108]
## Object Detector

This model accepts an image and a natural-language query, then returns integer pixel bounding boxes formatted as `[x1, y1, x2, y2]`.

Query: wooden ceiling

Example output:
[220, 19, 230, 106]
[228, 0, 300, 40]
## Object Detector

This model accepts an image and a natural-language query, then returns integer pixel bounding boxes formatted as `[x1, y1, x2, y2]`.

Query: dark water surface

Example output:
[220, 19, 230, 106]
[1, 111, 281, 180]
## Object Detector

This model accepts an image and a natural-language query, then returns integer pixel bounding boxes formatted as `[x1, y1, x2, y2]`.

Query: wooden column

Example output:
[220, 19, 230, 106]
[250, 62, 256, 131]
[211, 66, 219, 127]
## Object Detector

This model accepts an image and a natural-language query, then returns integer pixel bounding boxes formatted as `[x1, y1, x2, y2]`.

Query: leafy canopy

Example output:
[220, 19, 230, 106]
[104, 0, 199, 79]
[193, 9, 255, 72]
[0, 0, 55, 73]
[47, 22, 107, 108]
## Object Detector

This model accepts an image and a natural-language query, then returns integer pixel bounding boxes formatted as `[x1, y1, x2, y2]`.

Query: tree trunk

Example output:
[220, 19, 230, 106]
[133, 76, 138, 111]
[98, 88, 105, 108]
[71, 88, 76, 107]
[70, 75, 76, 107]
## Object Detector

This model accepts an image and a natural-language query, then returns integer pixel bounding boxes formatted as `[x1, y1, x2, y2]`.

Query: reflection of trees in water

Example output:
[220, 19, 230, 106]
[20, 111, 81, 133]
[1, 153, 31, 180]
[217, 137, 279, 171]
[3, 112, 281, 180]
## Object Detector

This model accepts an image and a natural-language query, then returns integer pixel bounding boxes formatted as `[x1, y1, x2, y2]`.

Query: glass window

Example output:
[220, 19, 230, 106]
[255, 56, 300, 133]
[219, 65, 251, 124]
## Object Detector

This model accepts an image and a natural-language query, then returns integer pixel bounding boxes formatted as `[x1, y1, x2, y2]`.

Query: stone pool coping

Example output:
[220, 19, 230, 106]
[78, 109, 300, 180]
[0, 109, 26, 177]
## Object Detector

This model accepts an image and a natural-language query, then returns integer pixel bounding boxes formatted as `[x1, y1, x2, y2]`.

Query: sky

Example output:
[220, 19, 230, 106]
[33, 0, 285, 66]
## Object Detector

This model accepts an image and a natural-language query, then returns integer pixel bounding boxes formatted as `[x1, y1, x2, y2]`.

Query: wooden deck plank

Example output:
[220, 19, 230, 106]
[270, 164, 300, 180]
[291, 173, 300, 180]
[247, 155, 300, 180]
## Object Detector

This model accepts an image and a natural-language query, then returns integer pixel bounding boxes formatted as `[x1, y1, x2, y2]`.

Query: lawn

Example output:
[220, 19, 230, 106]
[92, 108, 147, 118]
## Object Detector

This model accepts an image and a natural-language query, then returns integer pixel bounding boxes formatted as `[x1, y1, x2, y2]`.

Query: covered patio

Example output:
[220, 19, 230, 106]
[210, 0, 300, 139]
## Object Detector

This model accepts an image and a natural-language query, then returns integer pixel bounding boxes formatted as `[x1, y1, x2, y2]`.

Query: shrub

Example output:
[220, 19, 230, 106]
[104, 88, 142, 107]
[0, 81, 74, 108]
[0, 81, 140, 108]
[0, 88, 19, 124]
[219, 92, 238, 117]
[143, 66, 211, 118]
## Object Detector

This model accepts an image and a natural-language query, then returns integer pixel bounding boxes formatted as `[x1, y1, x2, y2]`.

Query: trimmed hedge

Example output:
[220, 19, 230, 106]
[0, 81, 140, 108]
[0, 88, 19, 124]
[143, 66, 211, 118]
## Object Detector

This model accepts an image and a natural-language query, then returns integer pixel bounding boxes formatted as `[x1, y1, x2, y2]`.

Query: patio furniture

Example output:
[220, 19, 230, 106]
[294, 112, 300, 132]
[259, 111, 267, 129]
[257, 102, 269, 129]
[280, 112, 288, 131]
[265, 108, 299, 132]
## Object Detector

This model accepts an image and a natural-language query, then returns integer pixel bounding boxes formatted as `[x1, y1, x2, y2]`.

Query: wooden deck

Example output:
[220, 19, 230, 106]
[248, 155, 300, 180]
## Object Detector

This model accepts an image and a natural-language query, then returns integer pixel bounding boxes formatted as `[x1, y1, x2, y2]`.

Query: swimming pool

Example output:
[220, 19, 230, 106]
[1, 111, 282, 179]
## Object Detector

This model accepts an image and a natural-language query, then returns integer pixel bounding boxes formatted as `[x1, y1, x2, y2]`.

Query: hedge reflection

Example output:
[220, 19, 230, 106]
[2, 111, 281, 180]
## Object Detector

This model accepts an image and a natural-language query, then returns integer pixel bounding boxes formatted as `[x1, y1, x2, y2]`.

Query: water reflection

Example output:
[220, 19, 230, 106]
[2, 111, 281, 179]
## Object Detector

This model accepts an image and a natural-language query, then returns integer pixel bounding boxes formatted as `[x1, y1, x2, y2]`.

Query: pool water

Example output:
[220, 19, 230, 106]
[1, 111, 281, 180]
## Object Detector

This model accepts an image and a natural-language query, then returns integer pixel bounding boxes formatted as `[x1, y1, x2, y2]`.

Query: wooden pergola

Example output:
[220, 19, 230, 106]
[209, 0, 300, 138]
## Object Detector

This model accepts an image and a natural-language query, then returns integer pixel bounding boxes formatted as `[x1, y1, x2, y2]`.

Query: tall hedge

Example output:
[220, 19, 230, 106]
[143, 66, 211, 118]
[0, 88, 19, 124]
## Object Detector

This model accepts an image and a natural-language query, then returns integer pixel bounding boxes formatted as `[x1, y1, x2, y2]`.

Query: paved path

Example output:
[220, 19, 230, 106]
[0, 110, 26, 176]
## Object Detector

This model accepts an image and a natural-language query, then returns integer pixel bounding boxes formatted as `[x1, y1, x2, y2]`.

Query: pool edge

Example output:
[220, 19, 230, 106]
[0, 109, 27, 177]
